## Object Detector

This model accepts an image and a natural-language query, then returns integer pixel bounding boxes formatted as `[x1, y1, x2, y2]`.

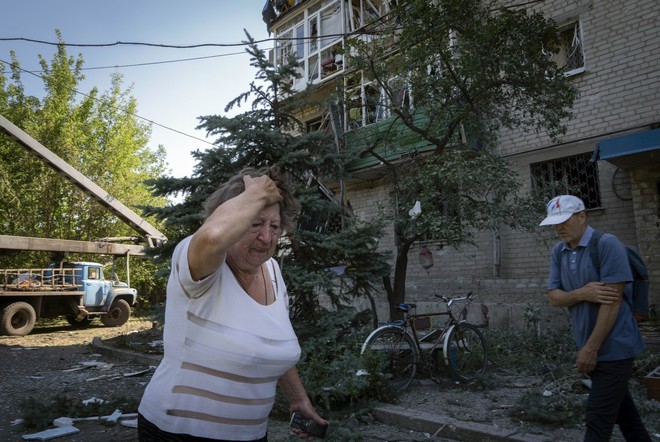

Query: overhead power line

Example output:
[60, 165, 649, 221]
[0, 58, 216, 147]
[0, 37, 272, 49]
[83, 51, 249, 71]
[27, 51, 251, 73]
[0, 13, 406, 145]
[0, 27, 393, 50]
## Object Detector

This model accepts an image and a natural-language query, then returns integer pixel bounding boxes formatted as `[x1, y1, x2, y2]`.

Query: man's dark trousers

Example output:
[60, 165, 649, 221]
[585, 358, 651, 441]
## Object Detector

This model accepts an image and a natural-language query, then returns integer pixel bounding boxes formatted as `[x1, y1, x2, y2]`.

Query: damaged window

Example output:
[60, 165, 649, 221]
[552, 20, 586, 76]
[347, 0, 394, 31]
[272, 0, 344, 89]
[345, 73, 412, 130]
[345, 74, 383, 129]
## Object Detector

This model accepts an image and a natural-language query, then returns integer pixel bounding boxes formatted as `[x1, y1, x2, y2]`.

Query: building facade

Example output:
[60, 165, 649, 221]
[264, 0, 660, 330]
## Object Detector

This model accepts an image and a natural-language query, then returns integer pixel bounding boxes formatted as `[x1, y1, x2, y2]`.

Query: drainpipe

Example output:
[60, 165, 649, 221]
[493, 229, 501, 277]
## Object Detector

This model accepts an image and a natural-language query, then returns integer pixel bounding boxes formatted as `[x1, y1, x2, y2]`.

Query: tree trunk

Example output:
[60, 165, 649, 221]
[387, 239, 412, 321]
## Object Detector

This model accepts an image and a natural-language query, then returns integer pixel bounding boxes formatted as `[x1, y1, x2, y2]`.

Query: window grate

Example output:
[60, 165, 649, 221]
[531, 152, 601, 209]
[555, 21, 585, 74]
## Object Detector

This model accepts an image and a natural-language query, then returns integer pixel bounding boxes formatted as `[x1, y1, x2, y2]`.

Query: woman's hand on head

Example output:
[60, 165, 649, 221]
[243, 175, 282, 207]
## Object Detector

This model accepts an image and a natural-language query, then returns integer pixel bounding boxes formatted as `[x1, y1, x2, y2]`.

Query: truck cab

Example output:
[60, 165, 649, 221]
[47, 261, 113, 308]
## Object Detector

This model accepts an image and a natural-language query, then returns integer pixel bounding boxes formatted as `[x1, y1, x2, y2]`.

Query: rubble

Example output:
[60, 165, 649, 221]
[22, 426, 79, 441]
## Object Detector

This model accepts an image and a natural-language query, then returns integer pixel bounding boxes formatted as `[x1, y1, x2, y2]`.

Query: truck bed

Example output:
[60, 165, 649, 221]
[0, 290, 85, 297]
[0, 268, 81, 292]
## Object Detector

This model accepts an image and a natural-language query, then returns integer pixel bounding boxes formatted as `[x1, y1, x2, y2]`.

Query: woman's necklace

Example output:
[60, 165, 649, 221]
[228, 262, 269, 305]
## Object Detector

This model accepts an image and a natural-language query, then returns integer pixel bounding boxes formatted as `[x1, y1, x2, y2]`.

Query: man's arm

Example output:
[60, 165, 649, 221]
[548, 282, 620, 307]
[575, 282, 625, 373]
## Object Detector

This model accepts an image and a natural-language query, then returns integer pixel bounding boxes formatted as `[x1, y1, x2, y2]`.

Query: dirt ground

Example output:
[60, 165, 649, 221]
[0, 318, 435, 441]
[1, 317, 658, 441]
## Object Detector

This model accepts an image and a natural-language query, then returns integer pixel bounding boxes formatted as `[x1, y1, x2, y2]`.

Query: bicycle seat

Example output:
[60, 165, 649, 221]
[396, 303, 416, 312]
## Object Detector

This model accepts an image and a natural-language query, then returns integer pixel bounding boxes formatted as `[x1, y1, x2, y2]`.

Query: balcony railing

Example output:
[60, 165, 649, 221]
[344, 113, 439, 171]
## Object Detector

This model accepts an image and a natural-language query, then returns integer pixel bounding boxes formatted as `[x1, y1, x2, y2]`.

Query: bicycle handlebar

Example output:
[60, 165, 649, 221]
[434, 291, 474, 305]
[395, 292, 474, 312]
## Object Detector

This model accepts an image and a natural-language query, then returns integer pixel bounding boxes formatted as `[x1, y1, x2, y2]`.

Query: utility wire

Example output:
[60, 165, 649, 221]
[0, 15, 400, 144]
[81, 51, 249, 71]
[0, 58, 216, 146]
[1, 0, 522, 142]
[21, 51, 254, 74]
[0, 0, 547, 50]
[0, 37, 268, 49]
[0, 27, 396, 50]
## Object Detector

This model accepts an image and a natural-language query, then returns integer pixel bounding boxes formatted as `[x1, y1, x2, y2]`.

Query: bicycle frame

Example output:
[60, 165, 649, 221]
[361, 292, 487, 388]
[364, 293, 473, 366]
[405, 311, 464, 368]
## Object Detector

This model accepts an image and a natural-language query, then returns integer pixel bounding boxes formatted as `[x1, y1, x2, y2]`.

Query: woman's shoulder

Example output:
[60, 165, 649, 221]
[171, 236, 193, 262]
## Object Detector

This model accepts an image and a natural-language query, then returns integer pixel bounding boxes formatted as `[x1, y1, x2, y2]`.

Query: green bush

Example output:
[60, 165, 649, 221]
[484, 327, 576, 375]
[273, 306, 400, 439]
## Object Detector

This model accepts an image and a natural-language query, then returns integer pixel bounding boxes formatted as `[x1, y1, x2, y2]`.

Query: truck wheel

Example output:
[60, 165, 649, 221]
[66, 315, 92, 328]
[1, 302, 37, 336]
[101, 299, 131, 327]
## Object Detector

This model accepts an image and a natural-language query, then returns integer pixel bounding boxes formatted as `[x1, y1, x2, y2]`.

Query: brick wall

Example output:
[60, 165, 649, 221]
[337, 0, 660, 330]
[499, 0, 660, 156]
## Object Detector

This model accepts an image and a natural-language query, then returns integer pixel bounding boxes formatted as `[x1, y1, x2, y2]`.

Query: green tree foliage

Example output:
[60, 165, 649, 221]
[0, 32, 168, 300]
[344, 0, 579, 317]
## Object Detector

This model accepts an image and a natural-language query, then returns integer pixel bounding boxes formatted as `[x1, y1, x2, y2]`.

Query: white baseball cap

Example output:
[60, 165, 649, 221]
[539, 195, 586, 226]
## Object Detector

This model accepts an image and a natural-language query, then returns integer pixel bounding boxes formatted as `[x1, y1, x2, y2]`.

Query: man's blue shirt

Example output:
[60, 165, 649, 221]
[547, 226, 645, 361]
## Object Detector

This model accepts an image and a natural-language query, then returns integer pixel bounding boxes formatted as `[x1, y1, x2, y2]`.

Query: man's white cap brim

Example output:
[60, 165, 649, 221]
[539, 213, 573, 226]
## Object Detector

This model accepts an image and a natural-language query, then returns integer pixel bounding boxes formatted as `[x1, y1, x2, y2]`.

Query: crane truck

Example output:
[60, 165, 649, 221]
[0, 115, 167, 337]
[0, 261, 137, 336]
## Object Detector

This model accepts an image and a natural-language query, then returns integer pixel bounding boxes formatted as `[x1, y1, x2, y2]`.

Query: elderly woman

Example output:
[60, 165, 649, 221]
[138, 168, 327, 441]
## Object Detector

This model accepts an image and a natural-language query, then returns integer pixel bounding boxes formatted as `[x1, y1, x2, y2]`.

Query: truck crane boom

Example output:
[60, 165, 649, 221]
[0, 114, 167, 252]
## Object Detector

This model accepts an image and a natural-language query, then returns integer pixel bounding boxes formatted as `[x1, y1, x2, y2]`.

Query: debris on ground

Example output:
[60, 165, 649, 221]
[81, 397, 106, 406]
[22, 425, 80, 440]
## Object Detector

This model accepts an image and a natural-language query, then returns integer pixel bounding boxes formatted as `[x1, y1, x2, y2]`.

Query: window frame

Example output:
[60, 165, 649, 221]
[554, 19, 586, 77]
[273, 0, 344, 89]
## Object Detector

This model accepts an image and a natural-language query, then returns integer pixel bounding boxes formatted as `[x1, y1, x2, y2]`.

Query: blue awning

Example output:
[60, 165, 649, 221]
[592, 128, 660, 168]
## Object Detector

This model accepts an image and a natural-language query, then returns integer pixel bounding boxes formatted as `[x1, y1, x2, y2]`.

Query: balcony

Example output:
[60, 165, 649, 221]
[344, 113, 439, 173]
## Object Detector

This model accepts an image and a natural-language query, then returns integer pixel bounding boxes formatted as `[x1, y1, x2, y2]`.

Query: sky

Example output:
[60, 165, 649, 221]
[0, 0, 271, 178]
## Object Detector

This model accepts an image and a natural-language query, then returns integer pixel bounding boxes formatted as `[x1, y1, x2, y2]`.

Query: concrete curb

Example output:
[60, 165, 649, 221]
[90, 336, 162, 366]
[372, 404, 551, 442]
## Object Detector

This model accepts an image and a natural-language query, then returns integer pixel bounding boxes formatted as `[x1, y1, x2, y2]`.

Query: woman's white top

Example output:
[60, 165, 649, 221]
[138, 236, 301, 440]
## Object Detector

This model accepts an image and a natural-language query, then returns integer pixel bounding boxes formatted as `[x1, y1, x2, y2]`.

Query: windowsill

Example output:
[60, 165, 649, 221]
[565, 67, 586, 77]
[585, 206, 605, 217]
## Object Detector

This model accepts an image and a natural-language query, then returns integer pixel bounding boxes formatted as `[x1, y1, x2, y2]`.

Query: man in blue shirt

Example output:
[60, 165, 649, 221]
[541, 195, 650, 441]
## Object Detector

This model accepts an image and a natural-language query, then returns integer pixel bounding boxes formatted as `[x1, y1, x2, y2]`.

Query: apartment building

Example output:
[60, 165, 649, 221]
[263, 0, 660, 329]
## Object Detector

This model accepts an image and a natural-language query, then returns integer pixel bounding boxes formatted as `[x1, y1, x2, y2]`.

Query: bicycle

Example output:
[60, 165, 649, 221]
[360, 292, 488, 390]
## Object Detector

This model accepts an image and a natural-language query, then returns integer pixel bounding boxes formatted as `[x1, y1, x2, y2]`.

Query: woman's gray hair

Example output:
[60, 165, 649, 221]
[202, 167, 300, 233]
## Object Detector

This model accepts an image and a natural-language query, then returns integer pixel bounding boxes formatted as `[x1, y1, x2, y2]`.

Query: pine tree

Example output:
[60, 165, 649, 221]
[146, 33, 390, 323]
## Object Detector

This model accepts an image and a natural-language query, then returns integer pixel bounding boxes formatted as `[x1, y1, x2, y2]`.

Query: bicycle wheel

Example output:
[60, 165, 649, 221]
[361, 326, 419, 390]
[445, 323, 488, 382]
